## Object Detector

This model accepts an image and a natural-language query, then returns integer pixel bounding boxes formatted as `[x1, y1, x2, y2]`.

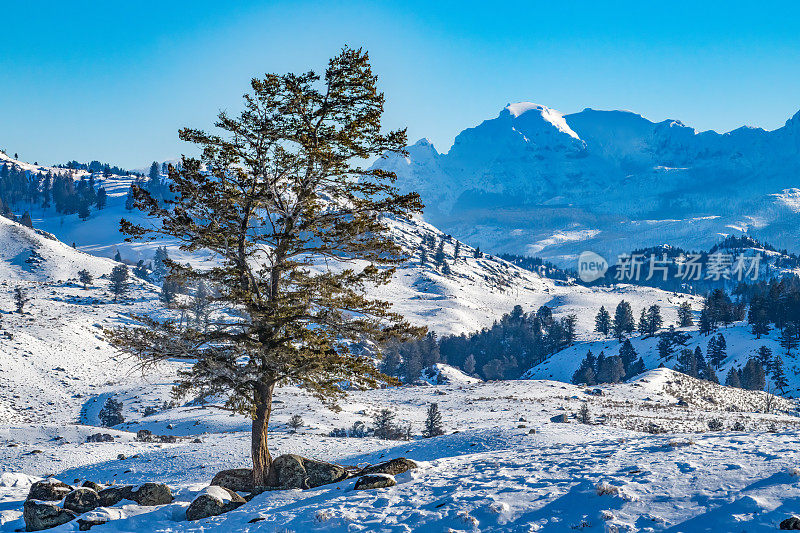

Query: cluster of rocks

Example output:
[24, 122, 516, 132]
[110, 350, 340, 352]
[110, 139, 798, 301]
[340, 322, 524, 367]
[22, 456, 418, 528]
[190, 456, 418, 521]
[23, 478, 173, 531]
[135, 429, 179, 444]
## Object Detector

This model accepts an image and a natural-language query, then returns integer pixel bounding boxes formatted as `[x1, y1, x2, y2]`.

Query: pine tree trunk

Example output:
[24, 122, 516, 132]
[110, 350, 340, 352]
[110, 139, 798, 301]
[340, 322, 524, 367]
[251, 380, 275, 489]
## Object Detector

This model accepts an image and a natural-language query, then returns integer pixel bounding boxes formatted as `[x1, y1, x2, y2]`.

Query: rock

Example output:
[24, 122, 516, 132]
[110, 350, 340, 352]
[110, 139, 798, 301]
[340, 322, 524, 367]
[211, 469, 254, 493]
[78, 517, 108, 531]
[271, 454, 349, 489]
[135, 429, 153, 441]
[97, 485, 135, 507]
[81, 481, 104, 492]
[185, 486, 246, 521]
[117, 454, 126, 460]
[27, 479, 73, 502]
[358, 458, 418, 477]
[63, 488, 100, 514]
[23, 500, 77, 531]
[354, 474, 396, 490]
[86, 433, 114, 443]
[132, 482, 173, 506]
[550, 414, 568, 423]
[781, 516, 800, 530]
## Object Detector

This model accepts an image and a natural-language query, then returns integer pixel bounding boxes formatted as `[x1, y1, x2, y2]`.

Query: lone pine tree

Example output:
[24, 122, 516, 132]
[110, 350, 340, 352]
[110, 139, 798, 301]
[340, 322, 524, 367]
[107, 48, 424, 488]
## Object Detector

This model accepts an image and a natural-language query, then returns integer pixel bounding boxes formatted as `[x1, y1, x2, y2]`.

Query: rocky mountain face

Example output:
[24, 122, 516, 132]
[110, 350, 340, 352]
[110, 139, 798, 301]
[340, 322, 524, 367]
[377, 104, 800, 266]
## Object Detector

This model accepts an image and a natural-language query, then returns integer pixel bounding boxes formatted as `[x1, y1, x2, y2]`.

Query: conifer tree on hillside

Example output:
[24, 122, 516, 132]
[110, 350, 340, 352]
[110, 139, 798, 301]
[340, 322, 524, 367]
[106, 48, 424, 488]
[779, 325, 798, 356]
[612, 300, 635, 341]
[109, 264, 129, 301]
[741, 358, 766, 391]
[20, 211, 32, 228]
[677, 301, 693, 327]
[725, 367, 741, 388]
[757, 345, 773, 373]
[422, 403, 444, 438]
[594, 306, 611, 336]
[772, 355, 788, 394]
[78, 269, 94, 289]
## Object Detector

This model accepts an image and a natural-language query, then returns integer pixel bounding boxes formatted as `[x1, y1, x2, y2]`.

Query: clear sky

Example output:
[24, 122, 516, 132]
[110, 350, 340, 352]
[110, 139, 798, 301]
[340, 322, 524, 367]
[2, 0, 799, 169]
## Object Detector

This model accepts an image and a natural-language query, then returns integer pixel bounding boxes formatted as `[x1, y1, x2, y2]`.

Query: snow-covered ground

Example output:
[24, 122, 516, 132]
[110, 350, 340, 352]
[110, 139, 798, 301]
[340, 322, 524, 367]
[4, 154, 800, 531]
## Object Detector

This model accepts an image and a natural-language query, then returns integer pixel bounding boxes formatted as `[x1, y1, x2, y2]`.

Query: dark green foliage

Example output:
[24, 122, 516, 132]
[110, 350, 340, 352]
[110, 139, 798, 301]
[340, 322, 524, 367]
[612, 300, 635, 341]
[677, 301, 693, 327]
[772, 355, 788, 393]
[106, 48, 424, 486]
[422, 403, 444, 437]
[109, 264, 129, 301]
[78, 269, 93, 289]
[595, 306, 611, 336]
[740, 358, 766, 391]
[98, 398, 124, 427]
[13, 286, 29, 313]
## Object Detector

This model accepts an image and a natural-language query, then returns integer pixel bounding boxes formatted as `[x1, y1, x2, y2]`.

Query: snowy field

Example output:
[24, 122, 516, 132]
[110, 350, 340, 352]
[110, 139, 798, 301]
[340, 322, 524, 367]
[2, 168, 800, 531]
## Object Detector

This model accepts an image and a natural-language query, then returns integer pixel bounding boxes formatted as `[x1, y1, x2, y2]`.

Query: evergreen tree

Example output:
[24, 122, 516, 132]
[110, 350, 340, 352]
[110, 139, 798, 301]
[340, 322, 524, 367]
[572, 351, 597, 385]
[698, 307, 713, 335]
[14, 286, 29, 313]
[741, 358, 766, 391]
[643, 305, 663, 336]
[20, 211, 32, 228]
[779, 325, 798, 356]
[453, 240, 460, 262]
[422, 403, 444, 437]
[595, 306, 611, 336]
[96, 187, 107, 209]
[708, 333, 727, 368]
[612, 300, 635, 341]
[463, 353, 476, 375]
[78, 269, 93, 289]
[676, 348, 698, 378]
[637, 308, 648, 336]
[151, 246, 170, 282]
[98, 398, 125, 427]
[114, 250, 122, 262]
[725, 367, 741, 388]
[597, 354, 625, 383]
[677, 301, 694, 327]
[562, 314, 578, 345]
[107, 49, 424, 487]
[772, 355, 788, 394]
[434, 239, 445, 267]
[78, 200, 91, 221]
[619, 339, 638, 379]
[757, 345, 773, 373]
[109, 264, 129, 301]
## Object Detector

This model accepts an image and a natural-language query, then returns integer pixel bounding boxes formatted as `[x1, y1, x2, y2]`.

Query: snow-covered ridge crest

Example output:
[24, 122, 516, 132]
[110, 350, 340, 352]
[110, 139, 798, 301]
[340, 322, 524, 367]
[503, 102, 581, 139]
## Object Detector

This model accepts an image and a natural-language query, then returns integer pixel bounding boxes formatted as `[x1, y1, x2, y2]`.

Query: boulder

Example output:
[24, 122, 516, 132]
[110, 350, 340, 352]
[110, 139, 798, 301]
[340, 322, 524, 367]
[132, 483, 173, 506]
[97, 485, 135, 507]
[86, 433, 114, 443]
[63, 488, 100, 514]
[550, 414, 568, 423]
[23, 500, 77, 531]
[211, 468, 254, 493]
[78, 517, 108, 531]
[358, 458, 418, 477]
[185, 486, 246, 521]
[27, 479, 72, 502]
[781, 516, 800, 530]
[354, 474, 396, 490]
[81, 481, 104, 492]
[271, 454, 348, 489]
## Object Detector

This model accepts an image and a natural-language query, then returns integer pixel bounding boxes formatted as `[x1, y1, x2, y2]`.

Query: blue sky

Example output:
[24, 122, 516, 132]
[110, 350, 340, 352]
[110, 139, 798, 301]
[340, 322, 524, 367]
[2, 0, 799, 168]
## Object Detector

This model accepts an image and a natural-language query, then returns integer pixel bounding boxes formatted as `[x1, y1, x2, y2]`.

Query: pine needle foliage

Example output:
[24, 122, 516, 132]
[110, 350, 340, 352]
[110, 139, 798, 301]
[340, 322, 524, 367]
[106, 48, 424, 487]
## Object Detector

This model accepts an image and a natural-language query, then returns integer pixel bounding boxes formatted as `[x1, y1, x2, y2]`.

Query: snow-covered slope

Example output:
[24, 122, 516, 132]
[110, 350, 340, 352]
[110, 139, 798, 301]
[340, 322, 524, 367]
[376, 104, 800, 266]
[526, 319, 800, 397]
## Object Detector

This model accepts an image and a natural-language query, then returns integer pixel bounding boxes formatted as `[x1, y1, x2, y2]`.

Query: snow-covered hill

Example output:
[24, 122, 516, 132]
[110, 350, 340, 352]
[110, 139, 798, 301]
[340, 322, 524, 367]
[526, 319, 800, 397]
[376, 104, 800, 266]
